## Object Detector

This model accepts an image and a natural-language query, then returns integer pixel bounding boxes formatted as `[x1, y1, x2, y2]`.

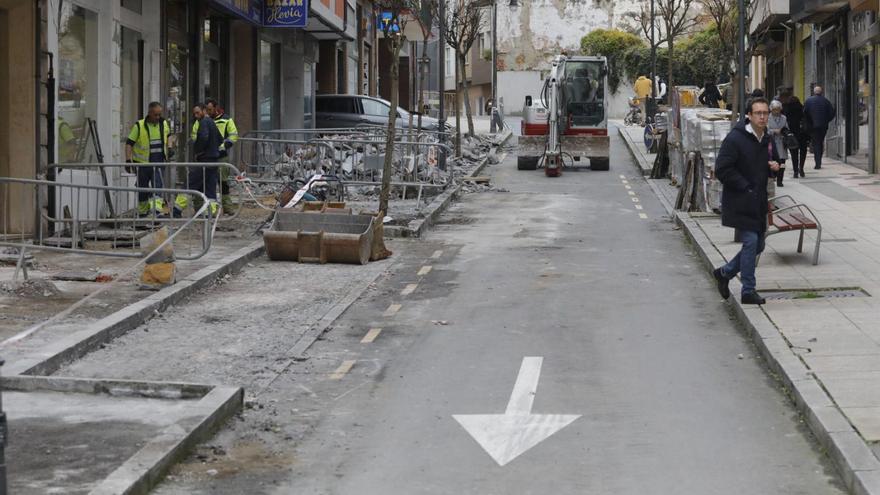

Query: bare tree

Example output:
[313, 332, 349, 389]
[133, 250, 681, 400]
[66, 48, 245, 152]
[624, 7, 667, 51]
[376, 0, 414, 218]
[699, 0, 736, 76]
[435, 0, 485, 152]
[656, 0, 700, 91]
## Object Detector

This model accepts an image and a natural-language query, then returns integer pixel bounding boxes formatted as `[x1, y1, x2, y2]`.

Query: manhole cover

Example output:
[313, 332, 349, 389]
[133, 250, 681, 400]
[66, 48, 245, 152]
[763, 287, 870, 300]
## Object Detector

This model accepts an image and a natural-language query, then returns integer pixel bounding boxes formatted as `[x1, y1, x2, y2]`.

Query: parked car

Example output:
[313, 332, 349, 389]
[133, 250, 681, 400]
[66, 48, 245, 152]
[315, 94, 442, 131]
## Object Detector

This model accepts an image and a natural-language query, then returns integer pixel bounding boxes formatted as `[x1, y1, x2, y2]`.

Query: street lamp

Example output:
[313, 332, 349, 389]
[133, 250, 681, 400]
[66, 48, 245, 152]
[649, 0, 656, 121]
[737, 0, 746, 120]
[439, 0, 447, 168]
[490, 0, 498, 132]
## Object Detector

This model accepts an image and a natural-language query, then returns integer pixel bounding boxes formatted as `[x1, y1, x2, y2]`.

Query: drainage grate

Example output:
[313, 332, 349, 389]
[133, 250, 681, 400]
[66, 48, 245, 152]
[822, 238, 858, 243]
[762, 287, 871, 301]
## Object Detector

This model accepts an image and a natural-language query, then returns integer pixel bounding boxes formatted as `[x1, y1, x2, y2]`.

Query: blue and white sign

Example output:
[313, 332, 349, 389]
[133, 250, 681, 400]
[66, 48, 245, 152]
[378, 11, 401, 34]
[263, 0, 309, 28]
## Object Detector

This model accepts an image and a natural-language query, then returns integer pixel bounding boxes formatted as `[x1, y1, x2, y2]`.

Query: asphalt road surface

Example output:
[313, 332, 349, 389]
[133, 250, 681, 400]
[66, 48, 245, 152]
[270, 127, 847, 494]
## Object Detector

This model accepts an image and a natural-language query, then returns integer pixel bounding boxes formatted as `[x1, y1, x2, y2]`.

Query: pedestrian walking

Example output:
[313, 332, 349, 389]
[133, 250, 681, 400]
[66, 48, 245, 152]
[205, 98, 239, 215]
[781, 92, 807, 178]
[768, 99, 789, 187]
[125, 102, 171, 217]
[655, 76, 667, 104]
[699, 81, 722, 108]
[174, 103, 223, 218]
[712, 97, 781, 305]
[803, 85, 836, 169]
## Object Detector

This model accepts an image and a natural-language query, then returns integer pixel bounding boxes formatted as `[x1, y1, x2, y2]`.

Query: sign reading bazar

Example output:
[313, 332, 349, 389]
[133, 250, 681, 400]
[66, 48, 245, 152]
[263, 0, 308, 28]
[209, 0, 308, 28]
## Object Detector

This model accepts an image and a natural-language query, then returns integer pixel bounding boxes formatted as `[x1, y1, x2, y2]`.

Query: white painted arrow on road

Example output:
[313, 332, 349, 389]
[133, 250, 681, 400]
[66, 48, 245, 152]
[453, 357, 580, 467]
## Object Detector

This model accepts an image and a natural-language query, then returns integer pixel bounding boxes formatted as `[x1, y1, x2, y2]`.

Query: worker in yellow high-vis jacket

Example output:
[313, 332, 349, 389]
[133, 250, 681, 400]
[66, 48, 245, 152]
[189, 98, 239, 214]
[125, 102, 171, 216]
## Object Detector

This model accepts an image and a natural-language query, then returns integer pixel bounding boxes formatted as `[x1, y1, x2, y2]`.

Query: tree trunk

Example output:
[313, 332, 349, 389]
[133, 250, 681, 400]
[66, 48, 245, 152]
[460, 53, 475, 138]
[379, 39, 402, 217]
[667, 37, 674, 103]
[417, 39, 428, 131]
[454, 51, 462, 157]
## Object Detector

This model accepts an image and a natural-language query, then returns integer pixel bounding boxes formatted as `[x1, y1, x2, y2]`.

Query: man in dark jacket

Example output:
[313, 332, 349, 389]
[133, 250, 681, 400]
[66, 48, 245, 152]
[173, 103, 223, 217]
[803, 85, 835, 169]
[712, 97, 781, 305]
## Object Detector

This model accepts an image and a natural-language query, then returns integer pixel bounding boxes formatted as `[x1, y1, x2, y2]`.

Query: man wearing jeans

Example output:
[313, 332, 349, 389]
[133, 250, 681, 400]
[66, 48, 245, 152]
[712, 97, 781, 305]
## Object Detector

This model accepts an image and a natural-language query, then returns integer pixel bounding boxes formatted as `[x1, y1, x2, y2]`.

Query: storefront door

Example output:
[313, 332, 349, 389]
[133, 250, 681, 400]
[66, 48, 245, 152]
[850, 47, 872, 171]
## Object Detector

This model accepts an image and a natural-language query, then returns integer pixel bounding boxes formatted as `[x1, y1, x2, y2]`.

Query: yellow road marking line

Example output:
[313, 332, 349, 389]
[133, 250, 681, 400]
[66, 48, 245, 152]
[631, 197, 640, 203]
[431, 250, 443, 259]
[639, 213, 648, 219]
[401, 283, 418, 296]
[383, 303, 402, 316]
[417, 266, 432, 276]
[361, 328, 382, 343]
[628, 191, 636, 196]
[329, 360, 357, 379]
[635, 204, 644, 210]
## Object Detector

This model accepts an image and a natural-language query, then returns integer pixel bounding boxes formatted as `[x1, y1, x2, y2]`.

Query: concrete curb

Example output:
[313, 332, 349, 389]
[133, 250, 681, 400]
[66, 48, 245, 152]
[617, 125, 652, 176]
[626, 127, 880, 493]
[6, 240, 266, 377]
[89, 385, 243, 495]
[384, 155, 491, 239]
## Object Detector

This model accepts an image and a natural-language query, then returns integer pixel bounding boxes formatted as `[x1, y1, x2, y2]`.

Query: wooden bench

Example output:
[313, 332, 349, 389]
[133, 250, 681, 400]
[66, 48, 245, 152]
[765, 195, 822, 265]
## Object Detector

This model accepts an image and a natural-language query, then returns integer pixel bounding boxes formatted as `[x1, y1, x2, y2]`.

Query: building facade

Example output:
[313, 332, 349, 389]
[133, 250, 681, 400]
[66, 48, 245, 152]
[751, 0, 878, 172]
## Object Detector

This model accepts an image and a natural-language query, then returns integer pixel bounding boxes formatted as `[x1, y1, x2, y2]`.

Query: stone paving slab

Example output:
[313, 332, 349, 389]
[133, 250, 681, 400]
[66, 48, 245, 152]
[620, 123, 880, 494]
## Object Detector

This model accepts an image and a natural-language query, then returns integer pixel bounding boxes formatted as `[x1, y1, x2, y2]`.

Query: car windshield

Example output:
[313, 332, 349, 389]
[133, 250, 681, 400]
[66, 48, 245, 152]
[562, 60, 605, 126]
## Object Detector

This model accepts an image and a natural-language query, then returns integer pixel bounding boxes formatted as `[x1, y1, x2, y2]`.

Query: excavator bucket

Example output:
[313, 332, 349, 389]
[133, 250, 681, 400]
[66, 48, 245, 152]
[264, 210, 375, 264]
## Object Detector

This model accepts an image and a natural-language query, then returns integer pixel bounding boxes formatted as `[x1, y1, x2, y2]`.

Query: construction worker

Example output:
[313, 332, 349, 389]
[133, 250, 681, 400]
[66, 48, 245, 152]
[125, 102, 171, 217]
[205, 98, 239, 214]
[174, 103, 222, 217]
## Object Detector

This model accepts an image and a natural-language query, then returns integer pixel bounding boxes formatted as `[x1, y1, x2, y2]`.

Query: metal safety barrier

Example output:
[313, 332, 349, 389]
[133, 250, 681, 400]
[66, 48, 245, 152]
[0, 177, 215, 261]
[48, 162, 245, 222]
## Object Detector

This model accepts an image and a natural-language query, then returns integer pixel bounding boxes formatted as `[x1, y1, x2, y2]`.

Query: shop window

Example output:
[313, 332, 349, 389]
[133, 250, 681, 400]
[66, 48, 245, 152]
[58, 4, 98, 163]
[304, 63, 314, 128]
[120, 26, 143, 153]
[259, 40, 280, 129]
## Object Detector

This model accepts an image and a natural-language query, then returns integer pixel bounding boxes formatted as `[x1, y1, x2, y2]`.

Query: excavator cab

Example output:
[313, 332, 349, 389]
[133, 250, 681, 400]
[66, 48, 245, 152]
[561, 62, 607, 130]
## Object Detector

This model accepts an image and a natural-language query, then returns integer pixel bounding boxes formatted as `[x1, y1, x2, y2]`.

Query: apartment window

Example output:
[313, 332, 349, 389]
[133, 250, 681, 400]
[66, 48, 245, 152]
[445, 46, 454, 75]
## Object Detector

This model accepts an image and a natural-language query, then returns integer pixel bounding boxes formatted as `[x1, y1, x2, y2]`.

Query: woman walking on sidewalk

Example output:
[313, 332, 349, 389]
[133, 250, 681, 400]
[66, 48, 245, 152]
[783, 93, 807, 178]
[768, 100, 789, 187]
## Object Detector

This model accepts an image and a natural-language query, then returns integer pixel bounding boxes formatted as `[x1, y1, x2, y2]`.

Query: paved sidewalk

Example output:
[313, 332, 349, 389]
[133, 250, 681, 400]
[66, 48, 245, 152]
[620, 123, 880, 494]
[617, 121, 657, 175]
